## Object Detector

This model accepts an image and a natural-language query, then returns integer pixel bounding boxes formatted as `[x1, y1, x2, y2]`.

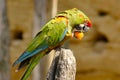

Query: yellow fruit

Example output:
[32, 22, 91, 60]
[74, 32, 84, 40]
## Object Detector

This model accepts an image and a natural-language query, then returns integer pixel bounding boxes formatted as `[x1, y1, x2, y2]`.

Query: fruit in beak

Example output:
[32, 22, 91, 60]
[74, 31, 84, 40]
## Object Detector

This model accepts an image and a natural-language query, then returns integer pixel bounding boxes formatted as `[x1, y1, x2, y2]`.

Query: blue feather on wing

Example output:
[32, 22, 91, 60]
[13, 45, 48, 66]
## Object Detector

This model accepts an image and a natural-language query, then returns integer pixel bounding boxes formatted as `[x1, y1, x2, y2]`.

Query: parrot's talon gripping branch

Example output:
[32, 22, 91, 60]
[13, 8, 92, 80]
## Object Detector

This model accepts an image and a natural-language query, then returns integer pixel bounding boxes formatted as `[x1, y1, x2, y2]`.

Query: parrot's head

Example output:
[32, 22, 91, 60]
[72, 18, 92, 40]
[57, 8, 92, 40]
[70, 8, 92, 40]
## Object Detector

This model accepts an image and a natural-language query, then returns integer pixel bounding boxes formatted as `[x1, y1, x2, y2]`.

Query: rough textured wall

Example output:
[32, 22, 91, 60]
[7, 0, 34, 80]
[8, 0, 120, 80]
[58, 0, 120, 80]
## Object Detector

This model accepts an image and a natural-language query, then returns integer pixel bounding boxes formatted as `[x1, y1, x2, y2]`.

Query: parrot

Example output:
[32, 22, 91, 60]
[13, 8, 92, 80]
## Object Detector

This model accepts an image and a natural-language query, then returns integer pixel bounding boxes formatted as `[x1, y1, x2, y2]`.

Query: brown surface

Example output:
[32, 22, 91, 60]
[8, 0, 120, 80]
[7, 0, 34, 80]
[58, 0, 120, 80]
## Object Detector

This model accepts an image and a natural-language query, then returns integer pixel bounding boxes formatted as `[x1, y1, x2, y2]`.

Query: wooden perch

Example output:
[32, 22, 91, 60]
[46, 48, 76, 80]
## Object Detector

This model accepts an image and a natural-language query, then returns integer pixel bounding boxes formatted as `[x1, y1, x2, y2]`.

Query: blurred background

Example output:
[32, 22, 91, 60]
[0, 0, 120, 80]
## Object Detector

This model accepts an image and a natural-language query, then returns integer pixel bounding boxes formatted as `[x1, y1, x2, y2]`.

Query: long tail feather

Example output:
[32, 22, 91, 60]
[18, 58, 31, 70]
[21, 52, 46, 80]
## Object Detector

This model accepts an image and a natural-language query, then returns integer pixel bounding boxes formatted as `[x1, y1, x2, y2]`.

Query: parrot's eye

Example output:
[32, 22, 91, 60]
[75, 24, 84, 30]
[83, 25, 90, 32]
[75, 24, 90, 33]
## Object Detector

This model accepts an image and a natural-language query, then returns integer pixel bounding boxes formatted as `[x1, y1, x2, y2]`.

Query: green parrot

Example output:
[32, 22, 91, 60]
[13, 8, 92, 80]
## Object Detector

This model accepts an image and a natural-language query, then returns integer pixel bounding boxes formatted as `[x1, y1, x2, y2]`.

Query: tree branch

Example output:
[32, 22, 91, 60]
[47, 48, 76, 80]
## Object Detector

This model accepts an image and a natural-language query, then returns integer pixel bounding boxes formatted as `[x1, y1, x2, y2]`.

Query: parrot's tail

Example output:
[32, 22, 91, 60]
[21, 51, 46, 80]
[17, 58, 31, 70]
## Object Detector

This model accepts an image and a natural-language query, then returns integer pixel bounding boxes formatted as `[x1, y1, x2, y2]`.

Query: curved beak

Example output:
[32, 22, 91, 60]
[74, 31, 84, 40]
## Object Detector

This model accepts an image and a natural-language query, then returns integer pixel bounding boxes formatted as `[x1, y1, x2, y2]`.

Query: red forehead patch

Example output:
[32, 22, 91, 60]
[79, 14, 92, 27]
[86, 20, 92, 27]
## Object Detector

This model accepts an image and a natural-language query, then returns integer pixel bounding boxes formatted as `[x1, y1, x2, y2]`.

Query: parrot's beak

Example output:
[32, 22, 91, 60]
[74, 31, 84, 40]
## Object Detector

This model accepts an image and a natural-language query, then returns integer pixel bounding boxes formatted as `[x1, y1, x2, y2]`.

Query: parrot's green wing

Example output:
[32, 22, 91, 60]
[21, 51, 46, 80]
[13, 16, 69, 80]
[13, 31, 49, 66]
[13, 16, 69, 66]
[20, 16, 69, 80]
[12, 8, 92, 80]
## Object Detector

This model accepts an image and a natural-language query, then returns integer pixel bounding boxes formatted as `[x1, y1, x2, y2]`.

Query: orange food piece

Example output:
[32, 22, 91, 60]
[74, 31, 84, 40]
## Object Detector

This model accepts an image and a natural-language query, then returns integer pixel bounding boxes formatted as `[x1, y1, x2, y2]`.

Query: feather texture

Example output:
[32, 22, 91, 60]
[13, 8, 92, 80]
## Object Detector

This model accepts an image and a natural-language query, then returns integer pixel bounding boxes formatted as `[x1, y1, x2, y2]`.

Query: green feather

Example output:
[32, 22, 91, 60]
[12, 8, 91, 80]
[21, 51, 46, 80]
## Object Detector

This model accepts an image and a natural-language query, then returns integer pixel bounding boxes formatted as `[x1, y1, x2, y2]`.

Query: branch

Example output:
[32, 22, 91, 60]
[46, 48, 76, 80]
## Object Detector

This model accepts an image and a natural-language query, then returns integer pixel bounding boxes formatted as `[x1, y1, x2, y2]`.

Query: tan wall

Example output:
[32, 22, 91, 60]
[7, 0, 34, 80]
[58, 0, 120, 80]
[9, 0, 120, 80]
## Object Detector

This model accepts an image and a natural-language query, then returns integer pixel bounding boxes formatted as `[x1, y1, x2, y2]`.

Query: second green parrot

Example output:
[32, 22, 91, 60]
[13, 8, 92, 80]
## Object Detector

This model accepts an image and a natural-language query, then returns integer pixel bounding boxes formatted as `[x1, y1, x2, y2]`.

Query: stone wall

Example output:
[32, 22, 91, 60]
[8, 0, 120, 80]
[58, 0, 120, 80]
[7, 0, 34, 80]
